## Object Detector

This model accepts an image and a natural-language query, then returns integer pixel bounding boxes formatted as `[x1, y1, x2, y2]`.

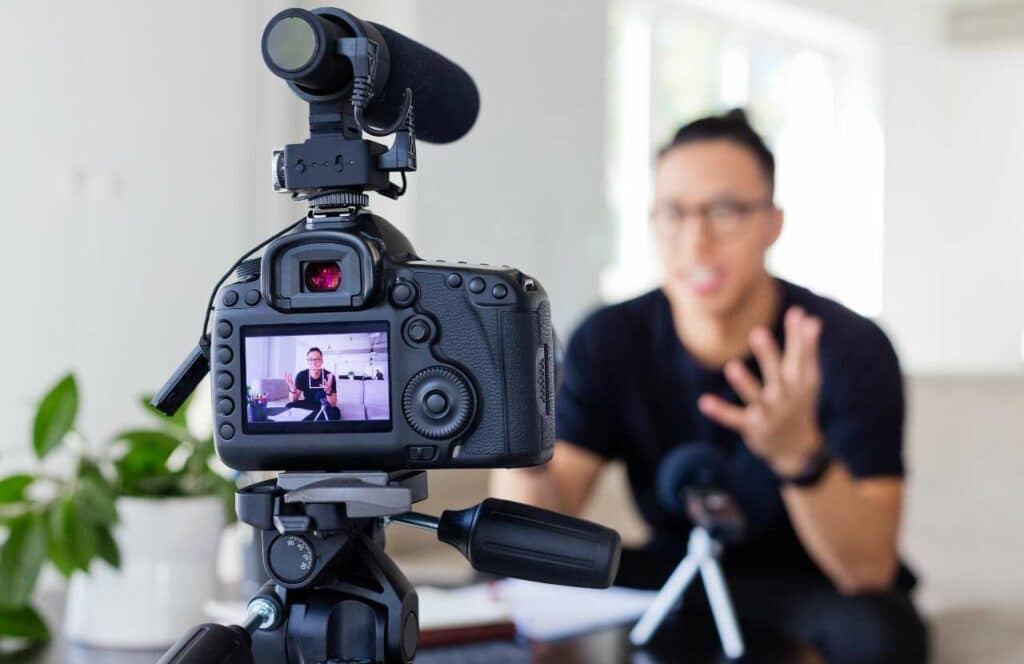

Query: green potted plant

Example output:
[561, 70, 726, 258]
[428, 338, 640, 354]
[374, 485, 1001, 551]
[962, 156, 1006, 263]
[0, 373, 235, 650]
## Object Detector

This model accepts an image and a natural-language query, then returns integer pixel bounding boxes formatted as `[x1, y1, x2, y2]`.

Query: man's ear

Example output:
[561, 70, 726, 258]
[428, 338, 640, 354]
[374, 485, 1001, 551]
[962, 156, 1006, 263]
[764, 207, 784, 248]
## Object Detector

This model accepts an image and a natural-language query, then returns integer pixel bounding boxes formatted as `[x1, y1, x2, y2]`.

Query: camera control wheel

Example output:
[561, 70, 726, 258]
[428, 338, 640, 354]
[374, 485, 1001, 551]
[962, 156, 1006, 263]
[402, 367, 474, 440]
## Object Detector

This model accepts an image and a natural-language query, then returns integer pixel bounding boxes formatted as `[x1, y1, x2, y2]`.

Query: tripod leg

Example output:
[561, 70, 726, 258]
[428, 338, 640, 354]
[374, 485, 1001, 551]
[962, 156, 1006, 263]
[629, 552, 700, 646]
[699, 557, 744, 660]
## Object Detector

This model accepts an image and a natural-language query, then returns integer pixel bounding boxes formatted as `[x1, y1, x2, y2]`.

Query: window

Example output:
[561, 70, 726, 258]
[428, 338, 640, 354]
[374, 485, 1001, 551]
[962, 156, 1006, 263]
[604, 0, 883, 316]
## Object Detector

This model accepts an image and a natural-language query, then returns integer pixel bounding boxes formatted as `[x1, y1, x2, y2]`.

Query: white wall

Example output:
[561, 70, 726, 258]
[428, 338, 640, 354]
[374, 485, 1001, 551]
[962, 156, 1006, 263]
[402, 0, 610, 337]
[789, 0, 1024, 374]
[0, 0, 303, 456]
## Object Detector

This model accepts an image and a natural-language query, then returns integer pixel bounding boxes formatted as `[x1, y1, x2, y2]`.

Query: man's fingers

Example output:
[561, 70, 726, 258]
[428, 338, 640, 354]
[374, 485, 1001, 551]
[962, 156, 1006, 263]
[801, 315, 823, 381]
[750, 326, 783, 389]
[698, 394, 748, 432]
[782, 307, 805, 379]
[724, 360, 762, 404]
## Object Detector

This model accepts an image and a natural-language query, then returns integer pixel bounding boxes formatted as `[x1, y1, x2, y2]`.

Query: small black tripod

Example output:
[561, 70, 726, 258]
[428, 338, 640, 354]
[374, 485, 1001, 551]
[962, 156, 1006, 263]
[158, 471, 621, 664]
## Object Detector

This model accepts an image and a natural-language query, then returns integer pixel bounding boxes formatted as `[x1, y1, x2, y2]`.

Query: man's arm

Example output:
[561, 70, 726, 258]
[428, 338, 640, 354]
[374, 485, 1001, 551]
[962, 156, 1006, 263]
[699, 307, 903, 593]
[285, 371, 301, 401]
[781, 469, 901, 593]
[489, 441, 606, 515]
[326, 373, 338, 406]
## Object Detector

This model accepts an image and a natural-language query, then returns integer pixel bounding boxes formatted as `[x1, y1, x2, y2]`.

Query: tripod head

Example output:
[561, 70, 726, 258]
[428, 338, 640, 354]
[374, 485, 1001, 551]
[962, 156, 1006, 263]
[159, 472, 621, 664]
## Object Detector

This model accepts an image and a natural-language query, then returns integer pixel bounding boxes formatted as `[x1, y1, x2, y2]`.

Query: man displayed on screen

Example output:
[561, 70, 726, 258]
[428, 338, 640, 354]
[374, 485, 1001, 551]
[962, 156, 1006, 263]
[284, 347, 340, 421]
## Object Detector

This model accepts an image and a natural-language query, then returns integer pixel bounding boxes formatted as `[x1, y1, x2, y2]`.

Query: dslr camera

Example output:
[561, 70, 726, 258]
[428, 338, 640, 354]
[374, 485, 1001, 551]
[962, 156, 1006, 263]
[156, 6, 555, 473]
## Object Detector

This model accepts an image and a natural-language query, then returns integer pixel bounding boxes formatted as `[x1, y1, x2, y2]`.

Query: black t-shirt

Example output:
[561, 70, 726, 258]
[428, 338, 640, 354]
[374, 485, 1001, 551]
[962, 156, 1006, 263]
[556, 280, 906, 577]
[294, 369, 334, 404]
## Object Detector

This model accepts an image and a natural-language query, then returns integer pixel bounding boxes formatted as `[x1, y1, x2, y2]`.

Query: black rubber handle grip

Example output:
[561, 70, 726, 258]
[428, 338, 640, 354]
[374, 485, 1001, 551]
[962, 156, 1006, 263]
[438, 498, 621, 588]
[157, 623, 253, 664]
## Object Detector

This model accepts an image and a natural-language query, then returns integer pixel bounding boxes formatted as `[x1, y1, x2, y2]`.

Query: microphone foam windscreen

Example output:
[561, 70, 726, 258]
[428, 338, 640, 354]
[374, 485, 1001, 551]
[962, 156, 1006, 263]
[655, 442, 726, 516]
[368, 22, 481, 144]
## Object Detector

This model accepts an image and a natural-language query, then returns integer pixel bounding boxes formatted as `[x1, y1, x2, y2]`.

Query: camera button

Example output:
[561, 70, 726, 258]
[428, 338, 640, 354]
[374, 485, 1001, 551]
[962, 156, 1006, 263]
[491, 284, 508, 299]
[391, 281, 416, 307]
[446, 273, 462, 288]
[468, 277, 485, 294]
[407, 320, 431, 344]
[217, 372, 234, 389]
[245, 290, 261, 306]
[406, 445, 437, 462]
[217, 321, 233, 338]
[217, 347, 234, 364]
[424, 392, 448, 416]
[222, 290, 239, 307]
[219, 423, 235, 440]
[218, 398, 235, 416]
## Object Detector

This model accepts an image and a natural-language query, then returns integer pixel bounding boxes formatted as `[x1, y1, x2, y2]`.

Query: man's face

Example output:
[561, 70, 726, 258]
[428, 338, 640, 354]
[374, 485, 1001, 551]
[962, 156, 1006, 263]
[307, 351, 324, 374]
[652, 139, 782, 316]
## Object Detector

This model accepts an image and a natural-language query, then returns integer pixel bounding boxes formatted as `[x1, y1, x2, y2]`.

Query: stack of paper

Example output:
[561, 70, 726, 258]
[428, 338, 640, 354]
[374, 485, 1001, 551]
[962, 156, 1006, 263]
[495, 579, 657, 641]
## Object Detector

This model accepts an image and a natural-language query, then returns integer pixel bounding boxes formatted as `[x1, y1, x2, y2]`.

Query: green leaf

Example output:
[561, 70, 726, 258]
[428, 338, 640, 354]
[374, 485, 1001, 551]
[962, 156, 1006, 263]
[0, 604, 50, 640]
[93, 526, 120, 569]
[73, 476, 118, 526]
[0, 513, 47, 608]
[45, 503, 75, 579]
[47, 498, 96, 574]
[0, 475, 33, 504]
[32, 374, 79, 459]
[114, 430, 182, 496]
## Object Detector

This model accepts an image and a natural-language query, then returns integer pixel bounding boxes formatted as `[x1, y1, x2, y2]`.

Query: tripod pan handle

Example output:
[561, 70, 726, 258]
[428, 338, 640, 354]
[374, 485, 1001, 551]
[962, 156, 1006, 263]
[157, 623, 253, 664]
[438, 498, 621, 588]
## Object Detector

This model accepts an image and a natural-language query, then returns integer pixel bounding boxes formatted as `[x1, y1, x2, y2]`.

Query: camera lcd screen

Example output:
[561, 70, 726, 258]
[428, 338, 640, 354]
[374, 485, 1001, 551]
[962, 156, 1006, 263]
[240, 322, 391, 434]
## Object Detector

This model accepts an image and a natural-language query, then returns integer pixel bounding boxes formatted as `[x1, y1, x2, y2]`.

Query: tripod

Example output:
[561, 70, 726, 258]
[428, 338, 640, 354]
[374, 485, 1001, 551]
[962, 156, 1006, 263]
[159, 471, 621, 664]
[629, 489, 745, 660]
[312, 397, 332, 422]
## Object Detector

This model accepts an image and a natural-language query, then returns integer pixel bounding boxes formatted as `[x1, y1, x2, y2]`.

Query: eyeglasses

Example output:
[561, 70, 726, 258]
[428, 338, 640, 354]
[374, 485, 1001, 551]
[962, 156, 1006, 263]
[307, 356, 323, 363]
[650, 197, 775, 243]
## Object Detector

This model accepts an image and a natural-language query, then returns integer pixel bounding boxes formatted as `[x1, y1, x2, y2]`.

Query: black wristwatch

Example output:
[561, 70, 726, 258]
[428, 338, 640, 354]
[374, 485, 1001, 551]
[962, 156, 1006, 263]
[777, 447, 835, 488]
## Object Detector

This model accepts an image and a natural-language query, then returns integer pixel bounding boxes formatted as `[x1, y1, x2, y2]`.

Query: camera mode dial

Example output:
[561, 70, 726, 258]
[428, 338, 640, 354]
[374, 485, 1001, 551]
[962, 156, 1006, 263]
[403, 367, 474, 440]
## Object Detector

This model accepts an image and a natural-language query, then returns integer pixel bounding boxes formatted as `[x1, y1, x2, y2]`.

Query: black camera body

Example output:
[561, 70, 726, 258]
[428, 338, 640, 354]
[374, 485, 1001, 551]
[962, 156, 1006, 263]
[210, 212, 555, 471]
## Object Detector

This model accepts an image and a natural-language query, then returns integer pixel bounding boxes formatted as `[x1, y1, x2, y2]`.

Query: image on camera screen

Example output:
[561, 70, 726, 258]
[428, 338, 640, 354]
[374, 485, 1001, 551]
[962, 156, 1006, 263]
[240, 322, 391, 434]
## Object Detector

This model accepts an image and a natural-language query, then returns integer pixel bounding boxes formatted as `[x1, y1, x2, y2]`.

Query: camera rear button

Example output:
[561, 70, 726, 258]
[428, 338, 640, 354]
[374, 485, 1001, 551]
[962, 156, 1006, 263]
[491, 284, 508, 299]
[222, 290, 239, 307]
[217, 372, 234, 389]
[217, 321, 233, 338]
[217, 347, 234, 364]
[407, 320, 431, 344]
[446, 273, 462, 288]
[424, 392, 448, 416]
[468, 277, 485, 294]
[245, 290, 261, 306]
[391, 282, 416, 307]
[218, 398, 235, 416]
[219, 423, 235, 440]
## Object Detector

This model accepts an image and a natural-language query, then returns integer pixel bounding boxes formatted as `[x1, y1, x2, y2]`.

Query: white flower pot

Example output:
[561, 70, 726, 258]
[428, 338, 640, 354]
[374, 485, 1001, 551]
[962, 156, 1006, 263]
[64, 495, 226, 649]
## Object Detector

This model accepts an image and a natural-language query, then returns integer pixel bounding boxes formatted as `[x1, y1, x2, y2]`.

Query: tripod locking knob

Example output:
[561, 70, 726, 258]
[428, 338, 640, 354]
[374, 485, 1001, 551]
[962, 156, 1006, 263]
[268, 534, 316, 583]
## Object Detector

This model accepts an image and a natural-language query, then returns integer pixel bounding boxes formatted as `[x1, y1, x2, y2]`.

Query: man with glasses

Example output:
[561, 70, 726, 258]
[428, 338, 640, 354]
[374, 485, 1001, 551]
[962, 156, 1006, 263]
[493, 110, 927, 663]
[284, 346, 340, 421]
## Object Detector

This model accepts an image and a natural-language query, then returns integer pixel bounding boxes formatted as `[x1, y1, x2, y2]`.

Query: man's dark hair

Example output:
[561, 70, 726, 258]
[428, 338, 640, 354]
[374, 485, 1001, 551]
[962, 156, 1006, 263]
[307, 347, 323, 357]
[658, 108, 775, 190]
